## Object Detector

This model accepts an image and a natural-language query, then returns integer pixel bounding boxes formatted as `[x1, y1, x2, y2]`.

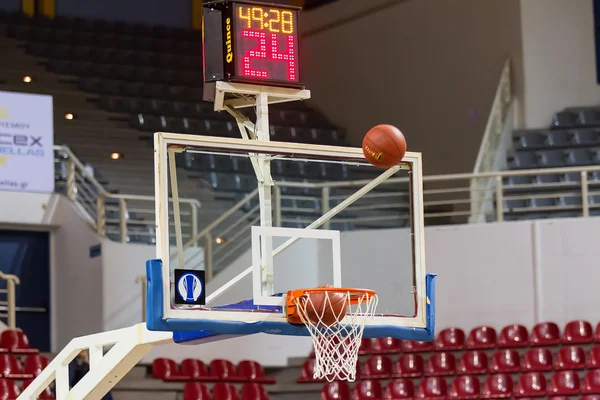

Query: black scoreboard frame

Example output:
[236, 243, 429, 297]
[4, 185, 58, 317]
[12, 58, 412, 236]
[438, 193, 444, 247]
[202, 0, 304, 89]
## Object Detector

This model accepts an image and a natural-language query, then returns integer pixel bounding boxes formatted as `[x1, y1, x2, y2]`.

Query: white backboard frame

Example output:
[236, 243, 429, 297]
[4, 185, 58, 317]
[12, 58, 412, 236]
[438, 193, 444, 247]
[154, 132, 427, 329]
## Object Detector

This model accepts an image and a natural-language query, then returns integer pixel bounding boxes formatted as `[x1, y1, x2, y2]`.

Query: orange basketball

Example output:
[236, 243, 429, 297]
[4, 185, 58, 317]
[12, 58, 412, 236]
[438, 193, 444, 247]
[305, 285, 347, 326]
[362, 124, 407, 169]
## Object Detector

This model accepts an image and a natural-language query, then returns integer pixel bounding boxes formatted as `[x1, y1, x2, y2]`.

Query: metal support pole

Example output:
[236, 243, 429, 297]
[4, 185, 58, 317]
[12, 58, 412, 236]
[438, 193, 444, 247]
[322, 187, 331, 230]
[96, 196, 106, 236]
[273, 186, 282, 227]
[495, 176, 504, 222]
[119, 198, 127, 243]
[6, 279, 15, 329]
[581, 171, 589, 217]
[255, 92, 274, 297]
[191, 203, 199, 247]
[66, 158, 76, 201]
[205, 233, 213, 281]
[135, 276, 147, 322]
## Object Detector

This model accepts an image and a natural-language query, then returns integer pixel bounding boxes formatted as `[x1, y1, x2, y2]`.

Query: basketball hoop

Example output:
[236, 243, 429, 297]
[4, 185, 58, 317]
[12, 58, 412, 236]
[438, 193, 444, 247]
[286, 288, 378, 382]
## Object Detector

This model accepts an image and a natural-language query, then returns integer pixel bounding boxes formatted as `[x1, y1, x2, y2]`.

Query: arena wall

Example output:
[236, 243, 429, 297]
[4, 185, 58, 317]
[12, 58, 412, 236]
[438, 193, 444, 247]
[301, 0, 524, 174]
[520, 0, 600, 128]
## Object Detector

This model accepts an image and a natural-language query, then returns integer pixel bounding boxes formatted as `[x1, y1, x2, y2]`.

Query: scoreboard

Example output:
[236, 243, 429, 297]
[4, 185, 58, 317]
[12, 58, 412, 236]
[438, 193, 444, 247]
[203, 0, 303, 88]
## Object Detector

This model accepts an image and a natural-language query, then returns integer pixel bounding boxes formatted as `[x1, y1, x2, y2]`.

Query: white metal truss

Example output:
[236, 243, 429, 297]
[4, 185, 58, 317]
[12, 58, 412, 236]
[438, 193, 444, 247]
[206, 81, 312, 298]
[18, 324, 173, 400]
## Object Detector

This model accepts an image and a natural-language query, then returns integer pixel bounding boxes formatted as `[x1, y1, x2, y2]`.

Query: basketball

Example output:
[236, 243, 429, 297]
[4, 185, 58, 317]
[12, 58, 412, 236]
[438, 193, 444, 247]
[305, 285, 348, 326]
[362, 124, 407, 169]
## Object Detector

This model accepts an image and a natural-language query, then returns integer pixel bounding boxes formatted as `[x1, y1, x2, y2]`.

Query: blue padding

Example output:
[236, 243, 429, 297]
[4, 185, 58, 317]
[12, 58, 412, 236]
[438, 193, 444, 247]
[146, 259, 437, 341]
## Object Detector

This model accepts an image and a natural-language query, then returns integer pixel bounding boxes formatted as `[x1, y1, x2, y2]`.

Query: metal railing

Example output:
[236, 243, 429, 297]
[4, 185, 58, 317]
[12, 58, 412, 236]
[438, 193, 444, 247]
[471, 58, 514, 222]
[0, 272, 20, 329]
[54, 145, 202, 245]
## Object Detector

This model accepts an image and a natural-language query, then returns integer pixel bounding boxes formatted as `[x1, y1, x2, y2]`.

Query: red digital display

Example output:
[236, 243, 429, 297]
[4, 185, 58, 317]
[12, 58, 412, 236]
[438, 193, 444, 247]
[233, 4, 300, 84]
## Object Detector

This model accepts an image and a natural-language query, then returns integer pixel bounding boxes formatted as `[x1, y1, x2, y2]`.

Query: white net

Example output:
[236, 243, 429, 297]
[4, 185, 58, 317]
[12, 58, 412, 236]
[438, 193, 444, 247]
[294, 289, 379, 382]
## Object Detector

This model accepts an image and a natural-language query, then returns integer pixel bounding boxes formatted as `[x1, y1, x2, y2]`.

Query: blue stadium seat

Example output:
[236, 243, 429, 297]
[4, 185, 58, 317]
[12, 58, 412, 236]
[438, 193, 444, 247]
[510, 152, 539, 169]
[571, 129, 600, 146]
[552, 111, 578, 128]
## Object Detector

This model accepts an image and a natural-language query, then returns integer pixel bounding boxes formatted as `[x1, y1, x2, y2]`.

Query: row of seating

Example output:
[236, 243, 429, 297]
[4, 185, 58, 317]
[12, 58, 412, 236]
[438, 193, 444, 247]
[0, 377, 53, 400]
[508, 148, 600, 169]
[513, 128, 600, 150]
[79, 77, 204, 101]
[131, 114, 343, 145]
[27, 42, 202, 71]
[300, 346, 600, 382]
[152, 358, 276, 384]
[182, 154, 351, 179]
[100, 96, 332, 128]
[11, 25, 201, 55]
[322, 371, 600, 400]
[184, 382, 268, 400]
[503, 172, 600, 188]
[313, 322, 600, 356]
[0, 329, 39, 354]
[46, 59, 202, 87]
[0, 11, 200, 41]
[552, 108, 600, 129]
[0, 354, 49, 379]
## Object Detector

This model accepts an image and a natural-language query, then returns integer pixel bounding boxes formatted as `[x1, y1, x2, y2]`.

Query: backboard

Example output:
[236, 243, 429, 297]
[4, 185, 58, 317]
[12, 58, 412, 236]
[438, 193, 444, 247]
[147, 132, 435, 340]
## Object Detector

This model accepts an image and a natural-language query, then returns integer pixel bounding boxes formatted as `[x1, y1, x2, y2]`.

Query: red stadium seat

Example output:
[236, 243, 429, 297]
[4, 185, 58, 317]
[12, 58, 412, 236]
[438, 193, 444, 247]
[595, 323, 600, 343]
[531, 322, 561, 346]
[516, 372, 547, 397]
[458, 350, 488, 375]
[584, 370, 600, 394]
[393, 354, 424, 378]
[498, 325, 529, 348]
[482, 374, 513, 399]
[181, 359, 219, 382]
[401, 340, 433, 353]
[0, 330, 38, 354]
[183, 382, 212, 400]
[152, 358, 191, 381]
[297, 359, 321, 383]
[589, 347, 600, 369]
[213, 383, 240, 400]
[449, 375, 481, 399]
[435, 328, 465, 351]
[0, 354, 33, 379]
[385, 378, 415, 400]
[237, 361, 276, 384]
[363, 355, 393, 379]
[418, 377, 447, 399]
[490, 349, 521, 373]
[0, 378, 20, 399]
[210, 359, 238, 381]
[466, 326, 497, 349]
[321, 381, 351, 400]
[555, 346, 586, 370]
[549, 370, 581, 396]
[23, 354, 49, 377]
[563, 320, 594, 344]
[372, 337, 402, 354]
[241, 383, 269, 400]
[22, 378, 54, 399]
[426, 352, 456, 376]
[582, 396, 600, 400]
[353, 380, 382, 400]
[523, 348, 553, 372]
[359, 338, 374, 355]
